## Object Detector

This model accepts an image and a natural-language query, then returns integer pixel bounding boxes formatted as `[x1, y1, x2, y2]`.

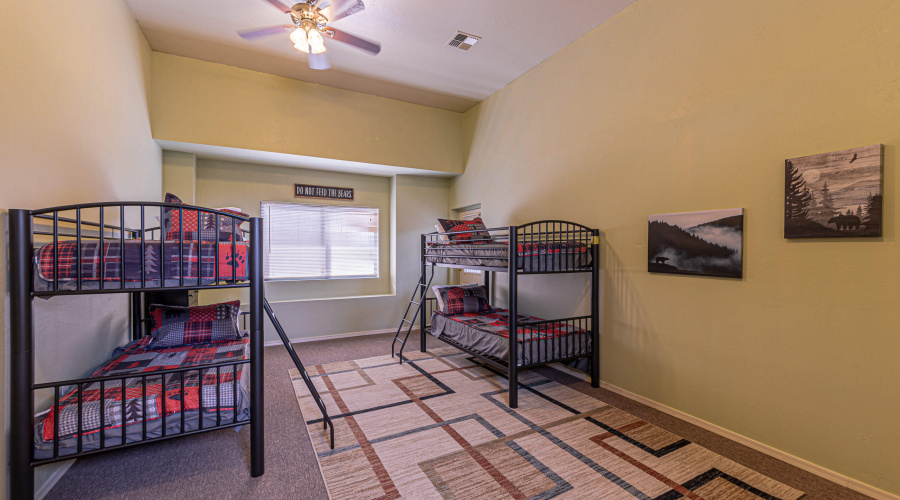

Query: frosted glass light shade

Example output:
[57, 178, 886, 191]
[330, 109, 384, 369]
[290, 28, 310, 53]
[307, 29, 326, 54]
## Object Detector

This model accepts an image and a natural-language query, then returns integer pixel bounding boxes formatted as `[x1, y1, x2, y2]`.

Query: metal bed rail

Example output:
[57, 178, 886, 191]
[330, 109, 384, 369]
[263, 298, 335, 449]
[424, 313, 592, 370]
[8, 205, 267, 499]
[416, 220, 601, 409]
[30, 202, 250, 295]
[517, 315, 593, 369]
[31, 357, 251, 466]
[422, 221, 596, 273]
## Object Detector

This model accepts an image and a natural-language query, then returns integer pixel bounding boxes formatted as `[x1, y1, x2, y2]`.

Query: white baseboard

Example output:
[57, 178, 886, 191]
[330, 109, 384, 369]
[547, 363, 898, 500]
[35, 460, 75, 500]
[263, 327, 417, 347]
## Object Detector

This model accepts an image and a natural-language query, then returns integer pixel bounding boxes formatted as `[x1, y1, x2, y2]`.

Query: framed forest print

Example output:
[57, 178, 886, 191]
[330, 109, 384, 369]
[784, 144, 883, 238]
[648, 208, 743, 279]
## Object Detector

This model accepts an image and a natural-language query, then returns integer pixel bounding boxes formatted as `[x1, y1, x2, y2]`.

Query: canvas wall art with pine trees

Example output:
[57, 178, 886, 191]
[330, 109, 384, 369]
[784, 144, 883, 238]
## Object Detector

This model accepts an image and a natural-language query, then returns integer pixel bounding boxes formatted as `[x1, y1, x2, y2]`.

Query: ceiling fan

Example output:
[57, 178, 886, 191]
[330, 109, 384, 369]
[238, 0, 381, 71]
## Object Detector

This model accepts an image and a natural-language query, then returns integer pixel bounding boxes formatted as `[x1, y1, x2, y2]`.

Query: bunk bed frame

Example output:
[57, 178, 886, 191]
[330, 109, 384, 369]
[393, 221, 601, 408]
[8, 202, 268, 499]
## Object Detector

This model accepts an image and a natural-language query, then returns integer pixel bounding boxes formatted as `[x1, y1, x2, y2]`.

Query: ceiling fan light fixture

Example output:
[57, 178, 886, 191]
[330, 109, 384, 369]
[307, 29, 327, 54]
[239, 0, 380, 71]
[290, 28, 310, 52]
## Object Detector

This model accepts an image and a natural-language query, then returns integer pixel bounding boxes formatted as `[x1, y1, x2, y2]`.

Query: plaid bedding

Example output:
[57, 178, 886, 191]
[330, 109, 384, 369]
[516, 241, 588, 257]
[37, 336, 249, 443]
[436, 218, 492, 244]
[425, 240, 591, 271]
[438, 308, 588, 343]
[426, 241, 588, 254]
[149, 301, 242, 349]
[36, 239, 249, 283]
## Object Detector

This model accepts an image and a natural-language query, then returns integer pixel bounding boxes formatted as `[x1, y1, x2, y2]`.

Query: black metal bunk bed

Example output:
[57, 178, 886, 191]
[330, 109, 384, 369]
[8, 201, 332, 499]
[392, 221, 600, 408]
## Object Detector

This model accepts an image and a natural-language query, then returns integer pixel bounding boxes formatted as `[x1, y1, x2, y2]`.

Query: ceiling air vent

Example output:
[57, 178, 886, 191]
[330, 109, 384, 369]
[448, 31, 481, 51]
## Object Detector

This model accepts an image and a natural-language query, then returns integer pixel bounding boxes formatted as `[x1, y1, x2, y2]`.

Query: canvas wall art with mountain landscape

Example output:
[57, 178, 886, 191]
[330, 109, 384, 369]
[648, 208, 744, 279]
[784, 144, 883, 238]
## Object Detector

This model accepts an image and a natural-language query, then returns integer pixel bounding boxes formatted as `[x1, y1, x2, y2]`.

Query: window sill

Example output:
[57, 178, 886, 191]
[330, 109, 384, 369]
[263, 293, 397, 305]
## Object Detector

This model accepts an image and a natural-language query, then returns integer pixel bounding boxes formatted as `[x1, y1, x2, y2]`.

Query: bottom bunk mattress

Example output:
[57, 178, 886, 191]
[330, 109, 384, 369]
[429, 308, 591, 366]
[34, 336, 251, 460]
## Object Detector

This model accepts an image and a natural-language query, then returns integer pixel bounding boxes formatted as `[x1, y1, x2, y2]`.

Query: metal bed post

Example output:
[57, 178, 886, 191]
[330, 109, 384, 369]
[590, 229, 601, 388]
[249, 216, 265, 477]
[10, 209, 35, 500]
[131, 292, 142, 341]
[420, 233, 427, 353]
[507, 225, 518, 408]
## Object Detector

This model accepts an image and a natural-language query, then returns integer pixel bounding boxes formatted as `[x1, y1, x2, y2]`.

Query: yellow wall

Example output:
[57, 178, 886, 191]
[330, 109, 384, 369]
[453, 0, 900, 494]
[162, 151, 197, 204]
[151, 53, 465, 175]
[0, 0, 161, 496]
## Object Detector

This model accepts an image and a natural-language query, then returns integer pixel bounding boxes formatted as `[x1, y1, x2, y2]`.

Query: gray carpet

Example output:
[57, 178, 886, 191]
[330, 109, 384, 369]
[46, 333, 871, 500]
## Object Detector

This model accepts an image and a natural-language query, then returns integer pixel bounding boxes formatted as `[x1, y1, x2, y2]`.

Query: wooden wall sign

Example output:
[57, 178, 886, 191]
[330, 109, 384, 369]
[294, 184, 354, 200]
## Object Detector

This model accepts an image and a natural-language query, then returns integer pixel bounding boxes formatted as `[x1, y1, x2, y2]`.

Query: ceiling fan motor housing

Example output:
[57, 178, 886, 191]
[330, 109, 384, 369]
[291, 3, 328, 29]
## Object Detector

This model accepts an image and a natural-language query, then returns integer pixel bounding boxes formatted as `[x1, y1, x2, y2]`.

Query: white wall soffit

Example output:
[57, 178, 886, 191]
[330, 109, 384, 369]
[156, 140, 459, 178]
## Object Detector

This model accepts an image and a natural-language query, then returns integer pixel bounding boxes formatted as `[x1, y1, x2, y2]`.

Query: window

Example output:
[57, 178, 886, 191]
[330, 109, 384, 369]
[261, 201, 379, 281]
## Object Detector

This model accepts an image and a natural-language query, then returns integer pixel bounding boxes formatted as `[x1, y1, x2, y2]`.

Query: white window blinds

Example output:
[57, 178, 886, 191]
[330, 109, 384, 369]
[261, 201, 379, 280]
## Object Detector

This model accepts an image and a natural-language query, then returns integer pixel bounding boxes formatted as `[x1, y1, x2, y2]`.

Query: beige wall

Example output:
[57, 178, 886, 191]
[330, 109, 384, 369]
[0, 0, 161, 496]
[162, 151, 197, 204]
[151, 52, 465, 175]
[452, 0, 900, 494]
[195, 159, 394, 303]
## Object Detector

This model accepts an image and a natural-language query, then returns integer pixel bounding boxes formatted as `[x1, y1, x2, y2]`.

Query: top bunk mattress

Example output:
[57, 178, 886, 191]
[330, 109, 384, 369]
[425, 241, 591, 271]
[34, 239, 249, 291]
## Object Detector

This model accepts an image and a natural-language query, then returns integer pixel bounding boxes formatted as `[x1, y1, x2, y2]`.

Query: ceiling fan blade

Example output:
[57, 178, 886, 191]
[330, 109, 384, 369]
[308, 52, 331, 71]
[320, 0, 365, 22]
[317, 1, 331, 10]
[238, 25, 294, 40]
[323, 27, 381, 55]
[263, 0, 293, 13]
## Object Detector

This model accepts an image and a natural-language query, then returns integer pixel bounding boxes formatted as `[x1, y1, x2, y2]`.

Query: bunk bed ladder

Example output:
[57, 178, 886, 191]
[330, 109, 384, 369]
[263, 298, 335, 449]
[391, 270, 434, 363]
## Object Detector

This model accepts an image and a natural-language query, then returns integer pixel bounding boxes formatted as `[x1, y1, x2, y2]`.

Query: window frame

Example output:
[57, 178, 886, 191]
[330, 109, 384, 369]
[260, 200, 380, 282]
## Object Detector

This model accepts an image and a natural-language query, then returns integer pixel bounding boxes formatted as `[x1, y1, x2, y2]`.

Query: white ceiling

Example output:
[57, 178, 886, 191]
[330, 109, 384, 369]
[126, 0, 635, 112]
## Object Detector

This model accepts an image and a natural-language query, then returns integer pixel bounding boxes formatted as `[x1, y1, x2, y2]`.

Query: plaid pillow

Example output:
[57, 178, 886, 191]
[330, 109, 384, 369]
[437, 218, 492, 245]
[163, 193, 247, 241]
[148, 300, 242, 349]
[432, 283, 481, 311]
[439, 286, 494, 315]
[214, 207, 249, 241]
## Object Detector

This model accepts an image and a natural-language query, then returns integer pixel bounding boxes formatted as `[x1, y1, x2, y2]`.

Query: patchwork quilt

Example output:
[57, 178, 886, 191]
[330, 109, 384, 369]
[36, 336, 249, 443]
[36, 239, 249, 283]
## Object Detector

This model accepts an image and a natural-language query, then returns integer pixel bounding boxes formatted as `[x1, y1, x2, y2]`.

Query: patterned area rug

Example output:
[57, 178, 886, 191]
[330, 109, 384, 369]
[291, 347, 804, 500]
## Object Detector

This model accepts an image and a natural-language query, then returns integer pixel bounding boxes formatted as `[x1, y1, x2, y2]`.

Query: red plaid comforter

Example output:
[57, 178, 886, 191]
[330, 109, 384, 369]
[36, 240, 249, 283]
[426, 241, 588, 254]
[439, 308, 588, 343]
[38, 337, 249, 442]
[516, 241, 587, 257]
